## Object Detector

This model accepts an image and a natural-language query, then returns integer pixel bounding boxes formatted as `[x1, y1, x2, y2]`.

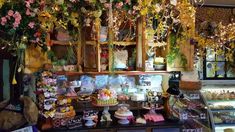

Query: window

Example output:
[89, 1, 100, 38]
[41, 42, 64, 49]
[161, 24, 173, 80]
[203, 48, 235, 79]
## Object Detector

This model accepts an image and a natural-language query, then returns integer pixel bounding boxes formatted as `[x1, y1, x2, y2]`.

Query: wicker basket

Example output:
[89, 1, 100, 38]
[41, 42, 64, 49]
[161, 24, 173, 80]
[179, 81, 202, 91]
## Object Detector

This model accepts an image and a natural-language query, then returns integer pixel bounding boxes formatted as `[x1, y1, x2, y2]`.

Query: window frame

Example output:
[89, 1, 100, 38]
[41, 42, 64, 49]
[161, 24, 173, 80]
[203, 48, 235, 80]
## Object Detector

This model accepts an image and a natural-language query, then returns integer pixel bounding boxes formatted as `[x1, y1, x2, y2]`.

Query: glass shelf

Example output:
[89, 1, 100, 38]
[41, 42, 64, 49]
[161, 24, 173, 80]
[55, 71, 170, 76]
[211, 109, 235, 112]
[215, 123, 235, 127]
[207, 100, 235, 103]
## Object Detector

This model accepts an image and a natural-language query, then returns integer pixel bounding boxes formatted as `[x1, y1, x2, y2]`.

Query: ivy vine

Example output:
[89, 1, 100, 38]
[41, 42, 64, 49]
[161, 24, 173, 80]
[166, 33, 187, 67]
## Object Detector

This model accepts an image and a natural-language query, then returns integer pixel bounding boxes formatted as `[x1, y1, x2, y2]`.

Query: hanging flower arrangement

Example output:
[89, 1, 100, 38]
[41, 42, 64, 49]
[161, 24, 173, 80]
[39, 0, 81, 41]
[0, 0, 47, 53]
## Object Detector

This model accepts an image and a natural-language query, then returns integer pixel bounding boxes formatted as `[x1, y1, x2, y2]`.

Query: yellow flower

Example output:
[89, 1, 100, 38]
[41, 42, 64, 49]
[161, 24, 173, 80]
[39, 11, 52, 18]
[93, 10, 102, 18]
[0, 0, 4, 9]
[140, 7, 148, 15]
[71, 12, 79, 18]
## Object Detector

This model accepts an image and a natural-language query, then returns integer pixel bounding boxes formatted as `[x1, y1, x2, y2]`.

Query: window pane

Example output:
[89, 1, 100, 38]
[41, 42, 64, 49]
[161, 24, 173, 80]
[206, 48, 215, 61]
[216, 62, 225, 78]
[227, 64, 235, 78]
[206, 62, 215, 78]
[216, 48, 225, 61]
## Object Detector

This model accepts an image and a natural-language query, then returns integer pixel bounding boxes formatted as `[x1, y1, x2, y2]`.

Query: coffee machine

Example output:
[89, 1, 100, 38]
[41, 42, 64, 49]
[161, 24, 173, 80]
[164, 71, 183, 121]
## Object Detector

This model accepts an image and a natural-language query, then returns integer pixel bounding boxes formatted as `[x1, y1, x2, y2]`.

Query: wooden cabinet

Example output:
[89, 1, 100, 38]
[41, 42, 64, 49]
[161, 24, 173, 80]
[46, 7, 194, 74]
[46, 30, 82, 72]
[82, 11, 139, 72]
[141, 16, 168, 71]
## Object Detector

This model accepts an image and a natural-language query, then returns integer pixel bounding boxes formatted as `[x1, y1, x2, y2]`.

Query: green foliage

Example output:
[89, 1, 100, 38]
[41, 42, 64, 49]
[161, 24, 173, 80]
[47, 46, 76, 66]
[167, 33, 187, 67]
[65, 46, 77, 64]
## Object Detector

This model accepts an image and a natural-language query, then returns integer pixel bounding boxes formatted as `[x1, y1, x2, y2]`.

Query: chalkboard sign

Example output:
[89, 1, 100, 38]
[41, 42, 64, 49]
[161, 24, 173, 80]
[66, 116, 83, 129]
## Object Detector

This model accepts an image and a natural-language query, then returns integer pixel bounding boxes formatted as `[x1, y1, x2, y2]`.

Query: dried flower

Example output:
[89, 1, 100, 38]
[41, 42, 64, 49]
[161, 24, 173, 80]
[28, 21, 35, 28]
[26, 8, 31, 16]
[7, 10, 14, 16]
[104, 3, 111, 8]
[1, 17, 7, 25]
[115, 2, 123, 9]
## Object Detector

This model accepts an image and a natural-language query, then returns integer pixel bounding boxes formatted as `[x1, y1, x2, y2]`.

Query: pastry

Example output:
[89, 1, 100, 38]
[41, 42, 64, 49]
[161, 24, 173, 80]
[224, 129, 234, 132]
[78, 94, 91, 101]
[136, 117, 147, 124]
[213, 116, 223, 124]
[117, 94, 130, 101]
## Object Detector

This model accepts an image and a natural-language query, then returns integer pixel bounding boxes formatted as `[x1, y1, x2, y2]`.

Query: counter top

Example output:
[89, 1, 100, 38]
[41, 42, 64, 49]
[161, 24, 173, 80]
[43, 119, 182, 132]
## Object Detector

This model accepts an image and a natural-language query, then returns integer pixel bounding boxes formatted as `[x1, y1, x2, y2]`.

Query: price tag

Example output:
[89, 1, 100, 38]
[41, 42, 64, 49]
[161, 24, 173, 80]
[12, 126, 33, 132]
[181, 113, 188, 120]
[189, 94, 200, 99]
[196, 128, 203, 132]
[200, 113, 206, 119]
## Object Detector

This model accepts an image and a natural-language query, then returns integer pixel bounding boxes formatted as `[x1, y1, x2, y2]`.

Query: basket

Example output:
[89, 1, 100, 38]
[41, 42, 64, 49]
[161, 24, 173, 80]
[179, 81, 202, 91]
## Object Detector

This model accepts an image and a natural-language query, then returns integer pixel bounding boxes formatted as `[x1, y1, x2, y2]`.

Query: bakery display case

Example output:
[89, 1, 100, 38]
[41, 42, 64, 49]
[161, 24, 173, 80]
[170, 90, 213, 132]
[202, 84, 235, 132]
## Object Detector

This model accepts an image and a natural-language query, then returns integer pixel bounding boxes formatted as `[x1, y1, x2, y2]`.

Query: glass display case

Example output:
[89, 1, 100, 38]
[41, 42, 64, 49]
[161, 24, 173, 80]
[202, 84, 235, 132]
[170, 90, 213, 132]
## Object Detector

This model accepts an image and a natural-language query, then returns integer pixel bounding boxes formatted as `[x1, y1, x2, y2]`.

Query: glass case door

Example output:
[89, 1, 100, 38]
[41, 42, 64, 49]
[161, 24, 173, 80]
[170, 90, 213, 132]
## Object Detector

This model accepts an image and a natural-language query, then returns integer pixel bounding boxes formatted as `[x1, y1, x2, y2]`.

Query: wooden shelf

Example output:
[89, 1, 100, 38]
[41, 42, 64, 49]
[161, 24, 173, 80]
[85, 41, 136, 46]
[113, 41, 136, 46]
[51, 40, 79, 46]
[100, 41, 108, 45]
[85, 41, 108, 45]
[85, 41, 96, 45]
[55, 70, 170, 76]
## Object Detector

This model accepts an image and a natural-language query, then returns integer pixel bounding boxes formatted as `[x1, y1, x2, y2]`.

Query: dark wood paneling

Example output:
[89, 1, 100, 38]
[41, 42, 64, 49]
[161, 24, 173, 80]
[0, 59, 3, 101]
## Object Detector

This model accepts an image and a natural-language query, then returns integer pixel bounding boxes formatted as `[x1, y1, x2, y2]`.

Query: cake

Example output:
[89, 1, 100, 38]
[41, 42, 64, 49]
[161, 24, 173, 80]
[144, 113, 164, 122]
[94, 88, 118, 105]
[131, 93, 146, 101]
[115, 105, 133, 118]
[213, 116, 223, 124]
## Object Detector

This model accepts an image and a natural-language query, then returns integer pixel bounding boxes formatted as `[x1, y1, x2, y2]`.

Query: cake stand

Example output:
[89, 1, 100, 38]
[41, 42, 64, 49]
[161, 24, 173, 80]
[92, 102, 118, 122]
[83, 110, 98, 127]
[114, 114, 131, 125]
[83, 116, 96, 127]
[142, 102, 164, 114]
